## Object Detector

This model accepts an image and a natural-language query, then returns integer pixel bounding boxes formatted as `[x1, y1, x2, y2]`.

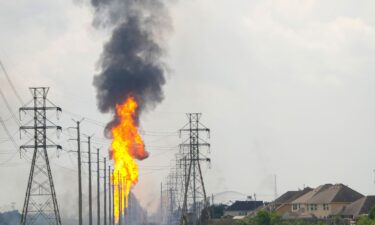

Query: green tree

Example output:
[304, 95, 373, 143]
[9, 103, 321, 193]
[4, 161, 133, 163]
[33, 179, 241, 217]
[209, 204, 227, 219]
[254, 211, 271, 225]
[357, 216, 373, 225]
[270, 211, 281, 225]
[368, 205, 375, 220]
[356, 205, 375, 225]
[246, 210, 280, 225]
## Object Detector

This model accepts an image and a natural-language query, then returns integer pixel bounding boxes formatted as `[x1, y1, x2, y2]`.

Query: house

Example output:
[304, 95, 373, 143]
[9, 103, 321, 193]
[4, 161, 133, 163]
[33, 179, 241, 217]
[333, 195, 375, 219]
[273, 187, 312, 215]
[290, 184, 363, 219]
[224, 201, 263, 217]
[290, 184, 332, 215]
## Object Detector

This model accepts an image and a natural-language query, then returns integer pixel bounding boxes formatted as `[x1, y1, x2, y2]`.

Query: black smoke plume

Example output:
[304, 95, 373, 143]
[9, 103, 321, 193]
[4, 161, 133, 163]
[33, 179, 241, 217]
[91, 0, 170, 130]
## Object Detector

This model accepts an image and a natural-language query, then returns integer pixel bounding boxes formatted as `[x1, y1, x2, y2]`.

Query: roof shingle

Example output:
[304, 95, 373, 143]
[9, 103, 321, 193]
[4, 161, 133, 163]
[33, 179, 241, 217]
[292, 184, 332, 204]
[226, 201, 263, 211]
[275, 188, 313, 205]
[307, 184, 363, 204]
[335, 196, 375, 218]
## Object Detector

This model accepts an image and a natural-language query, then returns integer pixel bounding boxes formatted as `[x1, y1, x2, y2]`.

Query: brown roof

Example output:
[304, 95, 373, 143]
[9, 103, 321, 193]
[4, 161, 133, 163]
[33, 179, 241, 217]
[334, 196, 375, 218]
[226, 201, 263, 211]
[307, 184, 363, 204]
[275, 188, 313, 205]
[292, 184, 332, 204]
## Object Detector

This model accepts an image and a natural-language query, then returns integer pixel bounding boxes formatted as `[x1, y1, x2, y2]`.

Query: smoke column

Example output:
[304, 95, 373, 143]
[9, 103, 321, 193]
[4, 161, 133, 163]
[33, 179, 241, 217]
[90, 1, 171, 221]
[91, 0, 170, 131]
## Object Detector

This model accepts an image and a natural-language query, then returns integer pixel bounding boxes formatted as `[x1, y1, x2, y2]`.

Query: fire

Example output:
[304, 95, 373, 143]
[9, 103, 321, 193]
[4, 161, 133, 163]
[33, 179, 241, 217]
[111, 96, 148, 224]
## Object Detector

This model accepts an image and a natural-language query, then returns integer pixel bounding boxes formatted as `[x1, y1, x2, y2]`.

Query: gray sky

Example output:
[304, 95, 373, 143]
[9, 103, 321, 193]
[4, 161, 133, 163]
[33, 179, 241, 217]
[1, 0, 375, 220]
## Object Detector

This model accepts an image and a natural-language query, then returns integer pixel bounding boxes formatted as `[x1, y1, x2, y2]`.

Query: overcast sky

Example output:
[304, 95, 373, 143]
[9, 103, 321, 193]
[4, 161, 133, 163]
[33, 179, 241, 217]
[1, 0, 375, 221]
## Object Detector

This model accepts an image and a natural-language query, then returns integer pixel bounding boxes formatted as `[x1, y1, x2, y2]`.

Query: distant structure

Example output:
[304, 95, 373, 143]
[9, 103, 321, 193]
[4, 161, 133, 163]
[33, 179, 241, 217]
[19, 87, 62, 225]
[274, 175, 278, 201]
[224, 200, 263, 217]
[273, 183, 363, 219]
[0, 210, 21, 225]
[123, 192, 148, 225]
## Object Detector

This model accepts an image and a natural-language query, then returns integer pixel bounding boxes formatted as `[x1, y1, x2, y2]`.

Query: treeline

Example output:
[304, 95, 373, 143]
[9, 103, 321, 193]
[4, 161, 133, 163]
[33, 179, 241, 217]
[0, 210, 20, 225]
[234, 211, 325, 225]
[232, 206, 375, 225]
[356, 206, 375, 225]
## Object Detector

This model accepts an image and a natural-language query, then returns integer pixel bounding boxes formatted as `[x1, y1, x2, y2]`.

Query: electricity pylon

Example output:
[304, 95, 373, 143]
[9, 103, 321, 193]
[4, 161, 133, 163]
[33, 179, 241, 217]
[19, 87, 62, 225]
[180, 113, 210, 225]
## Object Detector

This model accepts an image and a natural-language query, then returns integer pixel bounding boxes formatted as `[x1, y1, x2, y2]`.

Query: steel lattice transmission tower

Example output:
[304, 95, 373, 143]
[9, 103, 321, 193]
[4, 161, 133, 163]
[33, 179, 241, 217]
[180, 113, 210, 225]
[19, 87, 62, 225]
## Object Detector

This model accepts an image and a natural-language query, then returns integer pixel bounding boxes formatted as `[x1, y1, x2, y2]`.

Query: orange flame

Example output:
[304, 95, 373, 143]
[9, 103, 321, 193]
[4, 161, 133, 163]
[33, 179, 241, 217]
[111, 96, 148, 224]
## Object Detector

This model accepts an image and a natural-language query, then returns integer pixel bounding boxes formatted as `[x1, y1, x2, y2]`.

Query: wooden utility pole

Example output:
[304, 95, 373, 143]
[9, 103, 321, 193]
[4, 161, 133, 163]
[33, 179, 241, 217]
[108, 166, 112, 225]
[118, 171, 122, 225]
[112, 169, 115, 225]
[160, 182, 163, 223]
[104, 158, 107, 225]
[76, 121, 83, 225]
[88, 137, 93, 225]
[97, 148, 101, 225]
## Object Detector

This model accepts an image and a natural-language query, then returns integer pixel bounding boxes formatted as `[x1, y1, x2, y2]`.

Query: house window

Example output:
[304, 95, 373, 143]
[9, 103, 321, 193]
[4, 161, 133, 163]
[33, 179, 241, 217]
[308, 204, 317, 211]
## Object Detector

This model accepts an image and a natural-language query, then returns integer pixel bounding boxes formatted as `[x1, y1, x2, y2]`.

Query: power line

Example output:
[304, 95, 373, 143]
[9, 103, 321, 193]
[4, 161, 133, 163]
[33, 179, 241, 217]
[65, 109, 179, 136]
[0, 116, 19, 151]
[0, 59, 24, 105]
[0, 151, 18, 166]
[0, 116, 13, 122]
[0, 87, 20, 126]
